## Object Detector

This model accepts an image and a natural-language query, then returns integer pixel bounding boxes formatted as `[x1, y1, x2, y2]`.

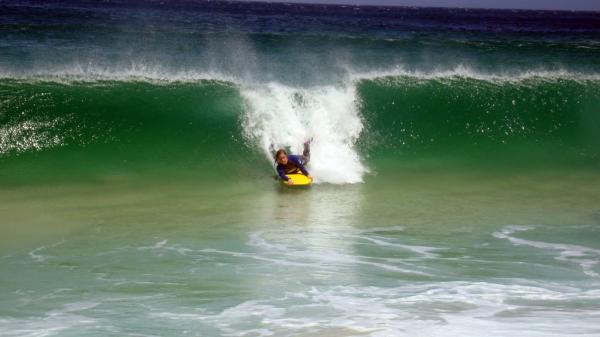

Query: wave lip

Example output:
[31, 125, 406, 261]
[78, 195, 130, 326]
[3, 63, 600, 84]
[494, 226, 600, 278]
[0, 64, 238, 84]
[349, 65, 600, 83]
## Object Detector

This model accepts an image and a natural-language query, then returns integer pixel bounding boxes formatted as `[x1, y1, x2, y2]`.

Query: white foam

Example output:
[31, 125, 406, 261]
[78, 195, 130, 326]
[148, 312, 205, 321]
[245, 230, 435, 276]
[241, 82, 368, 184]
[346, 234, 440, 258]
[182, 281, 600, 336]
[0, 313, 97, 337]
[137, 239, 168, 250]
[493, 225, 600, 277]
[8, 280, 600, 336]
[247, 227, 437, 260]
[248, 232, 290, 251]
[355, 225, 406, 234]
[349, 64, 600, 83]
[61, 301, 100, 313]
[2, 62, 600, 84]
[136, 239, 193, 256]
[28, 240, 65, 263]
[0, 63, 236, 84]
[198, 248, 314, 268]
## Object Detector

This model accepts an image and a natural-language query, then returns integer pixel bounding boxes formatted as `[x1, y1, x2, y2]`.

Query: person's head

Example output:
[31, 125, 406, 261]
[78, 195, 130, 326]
[275, 149, 288, 165]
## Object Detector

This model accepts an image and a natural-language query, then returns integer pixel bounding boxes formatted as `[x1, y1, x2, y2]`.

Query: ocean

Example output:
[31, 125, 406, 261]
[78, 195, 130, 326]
[1, 1, 600, 336]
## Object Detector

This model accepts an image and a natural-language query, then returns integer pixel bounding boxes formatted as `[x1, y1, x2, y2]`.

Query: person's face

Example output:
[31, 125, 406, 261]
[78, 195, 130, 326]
[277, 153, 288, 165]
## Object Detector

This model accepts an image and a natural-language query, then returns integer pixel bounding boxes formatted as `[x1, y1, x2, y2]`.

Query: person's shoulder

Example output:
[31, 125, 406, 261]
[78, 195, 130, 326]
[288, 154, 300, 161]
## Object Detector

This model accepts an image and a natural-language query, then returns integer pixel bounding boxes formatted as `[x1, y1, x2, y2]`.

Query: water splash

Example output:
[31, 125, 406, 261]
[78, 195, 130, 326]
[241, 82, 367, 184]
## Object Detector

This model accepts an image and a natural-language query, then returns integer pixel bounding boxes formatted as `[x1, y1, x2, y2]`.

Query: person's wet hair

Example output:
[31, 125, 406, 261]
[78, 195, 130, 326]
[275, 149, 287, 162]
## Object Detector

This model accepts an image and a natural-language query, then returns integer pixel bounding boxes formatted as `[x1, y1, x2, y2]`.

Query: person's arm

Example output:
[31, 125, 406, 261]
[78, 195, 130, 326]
[290, 156, 310, 176]
[277, 166, 289, 181]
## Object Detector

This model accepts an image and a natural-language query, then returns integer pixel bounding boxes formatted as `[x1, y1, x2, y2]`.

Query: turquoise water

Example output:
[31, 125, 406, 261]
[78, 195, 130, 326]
[2, 169, 600, 335]
[1, 1, 600, 336]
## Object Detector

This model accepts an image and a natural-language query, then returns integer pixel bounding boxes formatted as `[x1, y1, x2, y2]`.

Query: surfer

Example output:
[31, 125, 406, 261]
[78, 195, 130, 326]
[272, 139, 312, 185]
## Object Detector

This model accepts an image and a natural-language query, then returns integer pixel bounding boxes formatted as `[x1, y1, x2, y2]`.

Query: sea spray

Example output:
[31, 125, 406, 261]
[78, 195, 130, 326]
[241, 82, 368, 184]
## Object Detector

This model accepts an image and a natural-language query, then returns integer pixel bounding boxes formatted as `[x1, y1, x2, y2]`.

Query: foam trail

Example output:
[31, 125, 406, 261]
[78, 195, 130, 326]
[494, 226, 600, 277]
[241, 82, 367, 184]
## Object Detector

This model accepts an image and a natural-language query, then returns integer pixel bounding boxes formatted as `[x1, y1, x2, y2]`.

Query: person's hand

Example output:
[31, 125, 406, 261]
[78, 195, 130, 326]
[307, 175, 313, 181]
[287, 179, 294, 185]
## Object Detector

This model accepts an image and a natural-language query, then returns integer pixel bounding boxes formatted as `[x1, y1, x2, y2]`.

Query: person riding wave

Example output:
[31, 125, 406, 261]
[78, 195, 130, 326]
[272, 139, 312, 185]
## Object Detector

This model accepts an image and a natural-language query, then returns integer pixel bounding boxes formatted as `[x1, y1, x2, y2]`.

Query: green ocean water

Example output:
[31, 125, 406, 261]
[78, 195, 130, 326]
[2, 76, 599, 178]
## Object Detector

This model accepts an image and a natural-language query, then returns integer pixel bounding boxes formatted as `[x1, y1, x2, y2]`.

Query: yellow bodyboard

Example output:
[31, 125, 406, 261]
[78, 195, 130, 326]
[281, 173, 312, 186]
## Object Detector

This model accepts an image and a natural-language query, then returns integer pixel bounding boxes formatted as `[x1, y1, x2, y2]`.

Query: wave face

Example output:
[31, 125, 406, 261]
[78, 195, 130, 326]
[1, 75, 599, 183]
[0, 80, 243, 155]
[0, 80, 250, 184]
[357, 76, 600, 161]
